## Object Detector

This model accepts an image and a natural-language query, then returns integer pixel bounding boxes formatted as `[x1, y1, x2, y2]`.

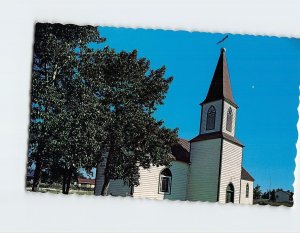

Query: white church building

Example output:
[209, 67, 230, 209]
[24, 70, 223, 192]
[95, 48, 255, 204]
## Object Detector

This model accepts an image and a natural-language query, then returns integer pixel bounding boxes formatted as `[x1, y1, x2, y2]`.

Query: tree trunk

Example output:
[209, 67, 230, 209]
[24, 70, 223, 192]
[32, 159, 43, 192]
[62, 169, 72, 194]
[94, 161, 101, 196]
[65, 170, 72, 194]
[62, 170, 67, 194]
[99, 144, 114, 196]
[101, 174, 110, 196]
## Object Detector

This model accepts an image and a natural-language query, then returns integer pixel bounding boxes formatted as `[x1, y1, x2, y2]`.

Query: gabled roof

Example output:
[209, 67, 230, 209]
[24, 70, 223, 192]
[78, 178, 95, 185]
[171, 138, 190, 163]
[190, 131, 244, 147]
[241, 167, 254, 181]
[201, 48, 237, 108]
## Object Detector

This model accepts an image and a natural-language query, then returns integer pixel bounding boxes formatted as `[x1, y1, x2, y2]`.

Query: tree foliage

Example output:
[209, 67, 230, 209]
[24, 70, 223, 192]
[29, 23, 106, 193]
[80, 48, 178, 195]
[28, 23, 178, 195]
[253, 184, 262, 199]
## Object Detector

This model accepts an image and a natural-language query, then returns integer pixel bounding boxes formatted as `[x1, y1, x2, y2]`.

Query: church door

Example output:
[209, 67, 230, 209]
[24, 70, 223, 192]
[226, 183, 234, 203]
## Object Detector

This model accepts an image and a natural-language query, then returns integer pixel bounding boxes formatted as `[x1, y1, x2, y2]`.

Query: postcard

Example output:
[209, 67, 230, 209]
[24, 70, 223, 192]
[26, 23, 298, 207]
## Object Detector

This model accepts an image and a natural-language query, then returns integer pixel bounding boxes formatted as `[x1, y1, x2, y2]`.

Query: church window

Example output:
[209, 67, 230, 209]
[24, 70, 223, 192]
[159, 168, 172, 194]
[226, 107, 233, 132]
[206, 106, 216, 130]
[246, 183, 249, 198]
[226, 183, 234, 203]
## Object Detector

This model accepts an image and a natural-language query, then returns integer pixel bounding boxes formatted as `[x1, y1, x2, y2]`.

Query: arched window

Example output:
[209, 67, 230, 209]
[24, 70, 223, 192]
[206, 106, 216, 130]
[246, 183, 249, 198]
[159, 168, 172, 194]
[226, 107, 233, 132]
[226, 183, 235, 203]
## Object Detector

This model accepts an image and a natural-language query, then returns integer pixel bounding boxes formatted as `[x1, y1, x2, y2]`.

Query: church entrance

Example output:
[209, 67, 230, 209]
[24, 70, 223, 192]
[226, 183, 234, 203]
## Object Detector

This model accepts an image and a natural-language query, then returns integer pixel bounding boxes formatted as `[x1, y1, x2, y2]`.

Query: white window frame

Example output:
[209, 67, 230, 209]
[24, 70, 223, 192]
[159, 169, 172, 195]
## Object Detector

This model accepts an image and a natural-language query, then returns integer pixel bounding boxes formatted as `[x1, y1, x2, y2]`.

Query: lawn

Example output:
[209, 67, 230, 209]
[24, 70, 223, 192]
[26, 186, 94, 195]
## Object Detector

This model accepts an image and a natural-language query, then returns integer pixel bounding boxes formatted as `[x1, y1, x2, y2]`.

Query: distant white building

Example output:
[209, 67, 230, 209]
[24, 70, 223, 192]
[275, 190, 291, 203]
[95, 48, 255, 204]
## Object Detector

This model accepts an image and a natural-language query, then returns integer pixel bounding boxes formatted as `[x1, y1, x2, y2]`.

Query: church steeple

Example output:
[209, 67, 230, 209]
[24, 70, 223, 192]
[201, 48, 237, 108]
[188, 47, 245, 205]
[197, 48, 239, 137]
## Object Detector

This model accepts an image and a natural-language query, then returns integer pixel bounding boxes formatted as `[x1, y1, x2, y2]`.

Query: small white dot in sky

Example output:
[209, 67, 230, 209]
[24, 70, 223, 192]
[252, 85, 255, 89]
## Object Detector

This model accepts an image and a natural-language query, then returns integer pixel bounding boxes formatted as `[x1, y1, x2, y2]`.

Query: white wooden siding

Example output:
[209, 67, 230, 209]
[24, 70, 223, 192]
[94, 155, 131, 197]
[201, 100, 222, 134]
[164, 162, 189, 201]
[222, 101, 237, 137]
[240, 179, 254, 204]
[218, 140, 242, 204]
[187, 139, 221, 202]
[95, 164, 131, 197]
[94, 157, 188, 200]
[132, 165, 164, 200]
[108, 179, 131, 197]
[133, 161, 189, 201]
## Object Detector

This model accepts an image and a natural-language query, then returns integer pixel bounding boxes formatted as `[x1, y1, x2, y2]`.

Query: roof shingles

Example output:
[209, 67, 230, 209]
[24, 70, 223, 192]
[171, 139, 190, 163]
[241, 167, 255, 181]
[190, 131, 244, 147]
[201, 48, 237, 108]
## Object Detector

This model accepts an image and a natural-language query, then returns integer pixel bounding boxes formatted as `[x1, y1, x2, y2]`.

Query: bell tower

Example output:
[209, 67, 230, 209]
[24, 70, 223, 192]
[199, 47, 238, 136]
[187, 48, 244, 204]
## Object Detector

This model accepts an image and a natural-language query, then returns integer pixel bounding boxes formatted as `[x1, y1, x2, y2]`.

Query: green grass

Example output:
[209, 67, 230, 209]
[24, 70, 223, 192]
[254, 199, 293, 207]
[26, 187, 94, 195]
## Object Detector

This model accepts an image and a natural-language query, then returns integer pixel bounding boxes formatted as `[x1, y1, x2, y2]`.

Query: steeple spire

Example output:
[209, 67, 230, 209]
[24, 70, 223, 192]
[201, 48, 237, 107]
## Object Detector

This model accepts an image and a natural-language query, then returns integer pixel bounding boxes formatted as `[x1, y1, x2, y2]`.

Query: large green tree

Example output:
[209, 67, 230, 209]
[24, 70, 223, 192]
[46, 71, 109, 194]
[29, 23, 105, 192]
[29, 23, 178, 195]
[85, 48, 179, 196]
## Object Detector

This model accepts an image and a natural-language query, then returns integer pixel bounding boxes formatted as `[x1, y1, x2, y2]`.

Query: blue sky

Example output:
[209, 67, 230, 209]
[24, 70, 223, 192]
[96, 26, 300, 192]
